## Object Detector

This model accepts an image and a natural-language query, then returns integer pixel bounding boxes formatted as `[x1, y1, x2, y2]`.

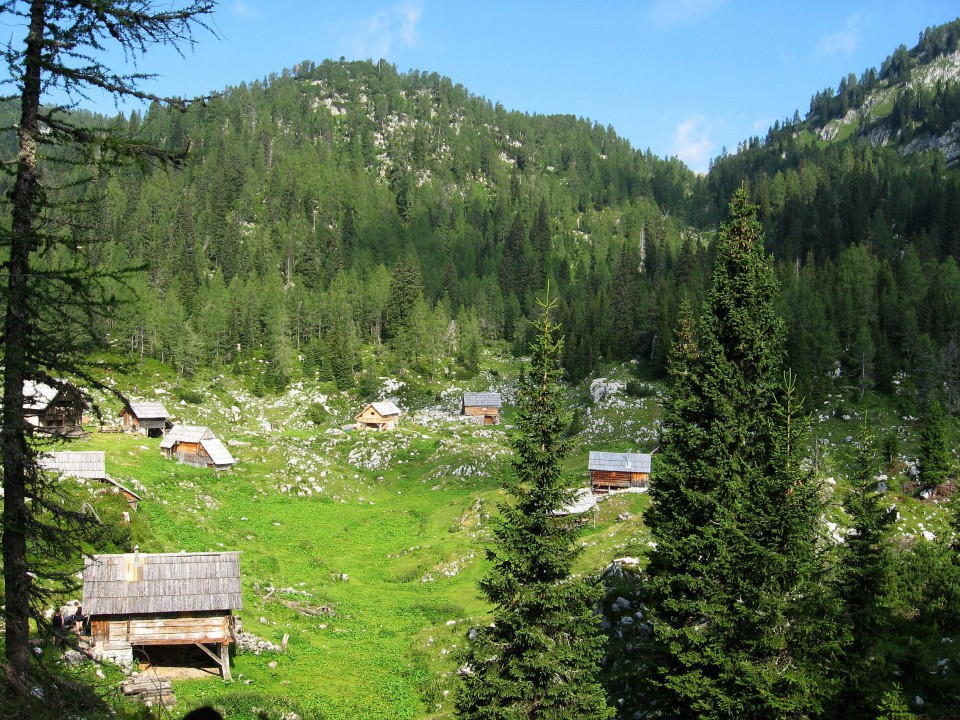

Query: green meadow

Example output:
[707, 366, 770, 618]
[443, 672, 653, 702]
[42, 356, 953, 719]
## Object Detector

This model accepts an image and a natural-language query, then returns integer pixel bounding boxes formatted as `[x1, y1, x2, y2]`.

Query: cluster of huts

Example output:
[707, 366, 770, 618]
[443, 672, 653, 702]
[35, 380, 652, 681]
[32, 383, 240, 677]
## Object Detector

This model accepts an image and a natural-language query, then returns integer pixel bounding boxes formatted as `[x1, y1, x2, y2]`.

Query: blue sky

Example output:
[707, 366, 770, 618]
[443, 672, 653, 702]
[58, 1, 960, 172]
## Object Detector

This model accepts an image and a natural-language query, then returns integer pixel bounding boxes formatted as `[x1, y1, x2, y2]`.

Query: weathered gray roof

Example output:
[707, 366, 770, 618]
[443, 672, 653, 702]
[123, 401, 169, 420]
[83, 552, 242, 615]
[39, 451, 106, 479]
[23, 380, 83, 411]
[588, 451, 652, 474]
[367, 401, 400, 417]
[102, 476, 143, 502]
[463, 392, 502, 408]
[200, 437, 235, 467]
[160, 425, 213, 449]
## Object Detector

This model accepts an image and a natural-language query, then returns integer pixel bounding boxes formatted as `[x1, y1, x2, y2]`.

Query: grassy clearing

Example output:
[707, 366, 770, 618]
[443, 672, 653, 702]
[50, 354, 658, 719]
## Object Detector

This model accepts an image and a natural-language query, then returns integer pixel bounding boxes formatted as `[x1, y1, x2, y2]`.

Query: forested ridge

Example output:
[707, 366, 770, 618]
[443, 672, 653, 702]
[46, 17, 960, 410]
[72, 57, 705, 389]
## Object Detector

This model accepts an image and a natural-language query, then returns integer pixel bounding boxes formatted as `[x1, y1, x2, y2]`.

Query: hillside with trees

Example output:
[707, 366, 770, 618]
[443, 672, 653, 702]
[7, 10, 960, 720]
[65, 58, 708, 389]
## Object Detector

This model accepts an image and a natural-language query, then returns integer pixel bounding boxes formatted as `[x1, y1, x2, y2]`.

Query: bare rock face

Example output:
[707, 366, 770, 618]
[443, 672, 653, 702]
[590, 378, 623, 403]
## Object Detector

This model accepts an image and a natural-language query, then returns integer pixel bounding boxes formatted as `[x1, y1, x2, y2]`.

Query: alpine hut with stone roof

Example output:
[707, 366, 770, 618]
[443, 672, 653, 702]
[160, 425, 235, 470]
[23, 379, 86, 437]
[118, 401, 170, 437]
[83, 551, 242, 679]
[355, 401, 401, 431]
[461, 392, 502, 425]
[588, 451, 652, 493]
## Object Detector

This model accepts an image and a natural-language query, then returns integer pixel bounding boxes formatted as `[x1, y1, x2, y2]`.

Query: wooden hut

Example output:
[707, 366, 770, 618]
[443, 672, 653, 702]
[83, 551, 242, 679]
[588, 451, 652, 493]
[23, 379, 86, 436]
[160, 425, 235, 470]
[118, 401, 170, 437]
[39, 451, 144, 510]
[355, 401, 401, 431]
[461, 392, 502, 425]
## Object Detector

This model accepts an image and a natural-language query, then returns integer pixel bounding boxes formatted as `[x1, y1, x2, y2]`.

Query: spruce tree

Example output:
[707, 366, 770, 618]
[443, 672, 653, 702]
[0, 0, 212, 697]
[917, 393, 950, 492]
[642, 189, 837, 719]
[832, 424, 896, 720]
[455, 294, 611, 720]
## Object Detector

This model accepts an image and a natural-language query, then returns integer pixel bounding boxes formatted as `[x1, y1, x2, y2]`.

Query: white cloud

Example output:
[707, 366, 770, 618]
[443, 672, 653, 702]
[817, 15, 862, 57]
[648, 0, 722, 27]
[672, 115, 714, 174]
[347, 1, 423, 60]
[232, 1, 259, 19]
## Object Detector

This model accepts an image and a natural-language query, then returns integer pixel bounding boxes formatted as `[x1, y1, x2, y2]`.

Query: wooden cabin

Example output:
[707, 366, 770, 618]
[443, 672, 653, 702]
[39, 451, 144, 510]
[462, 392, 502, 425]
[118, 401, 170, 437]
[83, 551, 242, 679]
[355, 401, 401, 431]
[23, 380, 86, 437]
[160, 425, 235, 470]
[589, 451, 652, 493]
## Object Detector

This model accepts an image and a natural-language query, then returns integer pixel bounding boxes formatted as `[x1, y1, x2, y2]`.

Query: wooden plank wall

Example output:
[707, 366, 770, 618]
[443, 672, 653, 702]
[590, 470, 649, 490]
[97, 612, 232, 648]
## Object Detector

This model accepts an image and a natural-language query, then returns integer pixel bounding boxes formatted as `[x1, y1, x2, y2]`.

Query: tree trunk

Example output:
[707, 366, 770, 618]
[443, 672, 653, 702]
[2, 0, 46, 692]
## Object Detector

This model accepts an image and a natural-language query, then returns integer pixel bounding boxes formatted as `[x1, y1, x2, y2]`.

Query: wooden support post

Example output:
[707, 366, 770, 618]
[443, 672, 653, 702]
[220, 642, 231, 681]
[194, 642, 231, 681]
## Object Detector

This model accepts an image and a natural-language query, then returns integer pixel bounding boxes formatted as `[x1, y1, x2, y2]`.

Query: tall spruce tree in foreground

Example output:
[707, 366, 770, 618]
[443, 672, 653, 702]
[455, 293, 612, 720]
[0, 0, 212, 699]
[642, 188, 839, 719]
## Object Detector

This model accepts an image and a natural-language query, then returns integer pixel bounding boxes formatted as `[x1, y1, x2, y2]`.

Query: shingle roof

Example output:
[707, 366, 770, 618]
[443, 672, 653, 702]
[200, 437, 235, 467]
[369, 401, 400, 417]
[102, 477, 143, 502]
[160, 425, 213, 449]
[23, 380, 59, 411]
[83, 552, 242, 615]
[588, 451, 652, 474]
[462, 392, 502, 408]
[39, 451, 106, 479]
[123, 401, 169, 420]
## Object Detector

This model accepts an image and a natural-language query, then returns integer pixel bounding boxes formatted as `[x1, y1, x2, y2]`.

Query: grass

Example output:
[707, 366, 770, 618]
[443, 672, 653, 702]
[38, 355, 960, 719]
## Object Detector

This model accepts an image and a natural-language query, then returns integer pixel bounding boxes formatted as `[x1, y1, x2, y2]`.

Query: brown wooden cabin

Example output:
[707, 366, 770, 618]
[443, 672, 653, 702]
[38, 450, 143, 510]
[118, 401, 170, 438]
[83, 551, 242, 679]
[355, 401, 401, 431]
[160, 425, 235, 470]
[23, 380, 86, 437]
[462, 392, 502, 425]
[589, 451, 652, 493]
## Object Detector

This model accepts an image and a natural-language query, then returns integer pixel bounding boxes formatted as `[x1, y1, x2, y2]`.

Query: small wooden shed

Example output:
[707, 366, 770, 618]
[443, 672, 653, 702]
[23, 380, 86, 437]
[38, 450, 143, 510]
[462, 392, 502, 425]
[589, 451, 652, 493]
[161, 425, 235, 470]
[83, 551, 242, 679]
[39, 450, 107, 480]
[355, 401, 401, 431]
[119, 401, 170, 437]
